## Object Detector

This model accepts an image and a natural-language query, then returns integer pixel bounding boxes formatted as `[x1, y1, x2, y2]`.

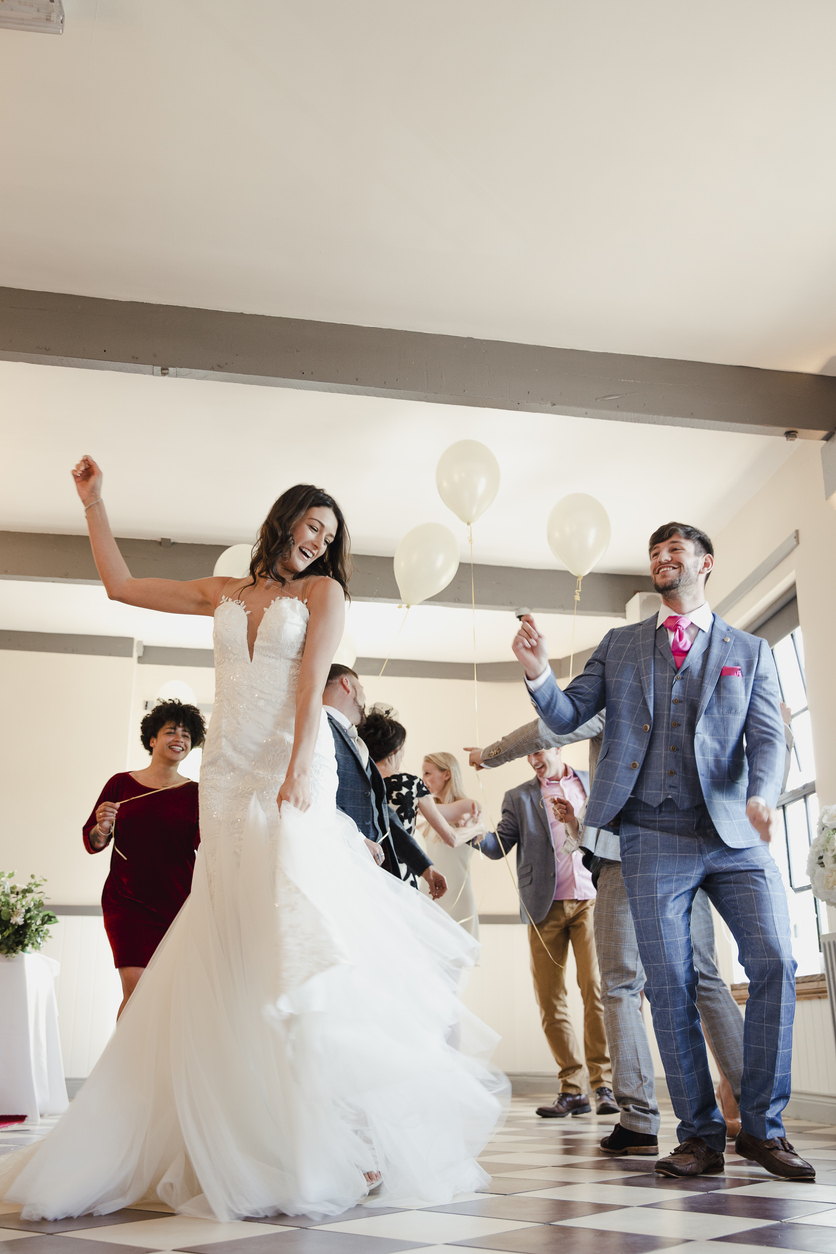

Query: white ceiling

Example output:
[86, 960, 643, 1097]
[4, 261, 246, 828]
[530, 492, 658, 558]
[0, 361, 796, 571]
[0, 1, 834, 371]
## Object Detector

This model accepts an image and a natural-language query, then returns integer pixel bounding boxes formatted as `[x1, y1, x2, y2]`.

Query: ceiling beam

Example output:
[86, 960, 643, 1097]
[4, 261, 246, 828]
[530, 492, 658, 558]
[0, 286, 832, 438]
[0, 630, 595, 682]
[0, 531, 652, 616]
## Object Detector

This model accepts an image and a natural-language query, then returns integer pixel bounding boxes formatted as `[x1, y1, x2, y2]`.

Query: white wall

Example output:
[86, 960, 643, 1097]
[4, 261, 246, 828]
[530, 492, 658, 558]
[0, 650, 135, 905]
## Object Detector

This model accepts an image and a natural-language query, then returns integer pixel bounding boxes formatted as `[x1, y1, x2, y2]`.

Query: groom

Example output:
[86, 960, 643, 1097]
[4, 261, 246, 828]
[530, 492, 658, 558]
[513, 522, 812, 1181]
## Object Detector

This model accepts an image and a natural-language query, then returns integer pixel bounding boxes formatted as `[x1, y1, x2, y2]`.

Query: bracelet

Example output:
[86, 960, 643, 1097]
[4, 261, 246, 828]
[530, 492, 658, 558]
[84, 498, 103, 513]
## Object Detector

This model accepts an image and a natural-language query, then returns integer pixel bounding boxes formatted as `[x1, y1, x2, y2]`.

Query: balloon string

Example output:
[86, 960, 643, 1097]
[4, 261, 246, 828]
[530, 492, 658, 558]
[567, 575, 583, 681]
[455, 522, 561, 966]
[468, 523, 479, 743]
[378, 605, 411, 678]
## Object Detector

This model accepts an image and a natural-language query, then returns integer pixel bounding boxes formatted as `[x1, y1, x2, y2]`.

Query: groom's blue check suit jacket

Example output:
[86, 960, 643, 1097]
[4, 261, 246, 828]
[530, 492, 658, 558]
[530, 613, 786, 848]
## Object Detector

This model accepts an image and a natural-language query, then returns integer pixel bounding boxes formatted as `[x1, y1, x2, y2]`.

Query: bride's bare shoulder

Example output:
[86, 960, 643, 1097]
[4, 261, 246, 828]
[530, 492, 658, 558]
[304, 575, 345, 612]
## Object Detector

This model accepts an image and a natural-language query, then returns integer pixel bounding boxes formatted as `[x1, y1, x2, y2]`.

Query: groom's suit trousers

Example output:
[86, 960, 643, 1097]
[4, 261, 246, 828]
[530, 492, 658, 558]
[620, 799, 796, 1151]
[593, 861, 744, 1136]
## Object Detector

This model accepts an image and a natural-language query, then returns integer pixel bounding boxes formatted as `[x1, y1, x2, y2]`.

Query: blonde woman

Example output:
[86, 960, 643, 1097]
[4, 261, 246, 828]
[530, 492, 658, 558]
[421, 753, 484, 940]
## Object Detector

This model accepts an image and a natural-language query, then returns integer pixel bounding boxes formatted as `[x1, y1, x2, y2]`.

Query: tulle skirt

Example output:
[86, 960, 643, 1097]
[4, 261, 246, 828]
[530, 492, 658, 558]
[0, 795, 507, 1221]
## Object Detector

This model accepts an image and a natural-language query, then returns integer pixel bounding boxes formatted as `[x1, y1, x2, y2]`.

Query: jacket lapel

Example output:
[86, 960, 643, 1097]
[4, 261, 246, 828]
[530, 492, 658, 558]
[637, 615, 657, 716]
[696, 615, 735, 725]
[525, 778, 553, 843]
[328, 713, 367, 773]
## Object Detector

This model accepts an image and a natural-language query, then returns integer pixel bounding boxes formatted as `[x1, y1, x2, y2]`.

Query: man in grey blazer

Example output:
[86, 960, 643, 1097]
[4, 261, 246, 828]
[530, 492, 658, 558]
[479, 748, 616, 1118]
[513, 522, 812, 1181]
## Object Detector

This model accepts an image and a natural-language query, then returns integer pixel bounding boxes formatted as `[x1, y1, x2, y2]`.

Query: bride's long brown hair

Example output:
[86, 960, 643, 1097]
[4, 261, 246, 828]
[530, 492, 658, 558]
[245, 484, 352, 596]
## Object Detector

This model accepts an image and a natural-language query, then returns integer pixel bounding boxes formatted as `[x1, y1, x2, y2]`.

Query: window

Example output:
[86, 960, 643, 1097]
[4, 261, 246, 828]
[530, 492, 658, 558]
[747, 594, 822, 977]
[770, 627, 822, 976]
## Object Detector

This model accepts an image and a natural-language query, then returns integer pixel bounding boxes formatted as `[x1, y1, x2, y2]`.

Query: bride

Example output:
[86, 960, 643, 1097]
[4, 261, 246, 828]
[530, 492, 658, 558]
[0, 457, 507, 1222]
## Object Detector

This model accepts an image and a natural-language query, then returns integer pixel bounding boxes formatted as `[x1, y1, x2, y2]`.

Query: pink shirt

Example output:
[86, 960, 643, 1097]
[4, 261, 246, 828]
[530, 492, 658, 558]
[539, 769, 595, 902]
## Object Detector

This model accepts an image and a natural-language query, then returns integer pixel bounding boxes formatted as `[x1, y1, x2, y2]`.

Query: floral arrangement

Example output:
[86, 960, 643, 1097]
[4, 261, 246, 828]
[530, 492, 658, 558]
[807, 806, 836, 906]
[0, 872, 58, 956]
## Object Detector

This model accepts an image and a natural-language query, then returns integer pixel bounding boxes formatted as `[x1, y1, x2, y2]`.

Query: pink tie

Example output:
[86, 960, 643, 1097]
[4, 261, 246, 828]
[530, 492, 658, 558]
[664, 615, 693, 669]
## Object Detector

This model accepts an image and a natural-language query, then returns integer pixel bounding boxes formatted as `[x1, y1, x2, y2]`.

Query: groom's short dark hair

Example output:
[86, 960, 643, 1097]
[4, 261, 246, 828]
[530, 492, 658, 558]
[648, 522, 714, 560]
[326, 663, 358, 686]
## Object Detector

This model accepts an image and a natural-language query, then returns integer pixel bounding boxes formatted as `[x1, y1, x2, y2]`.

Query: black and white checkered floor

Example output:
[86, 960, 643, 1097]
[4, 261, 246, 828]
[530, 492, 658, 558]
[3, 1097, 836, 1254]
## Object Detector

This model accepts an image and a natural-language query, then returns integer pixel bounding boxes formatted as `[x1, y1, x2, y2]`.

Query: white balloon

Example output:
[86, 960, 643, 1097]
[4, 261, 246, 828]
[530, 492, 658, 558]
[394, 523, 460, 606]
[547, 494, 611, 578]
[154, 679, 198, 706]
[213, 543, 252, 578]
[333, 631, 358, 668]
[436, 440, 500, 525]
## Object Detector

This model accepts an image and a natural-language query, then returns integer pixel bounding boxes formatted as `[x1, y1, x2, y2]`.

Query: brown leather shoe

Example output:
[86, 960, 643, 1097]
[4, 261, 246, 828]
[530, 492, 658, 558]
[735, 1131, 815, 1180]
[655, 1137, 724, 1177]
[536, 1092, 591, 1118]
[595, 1086, 620, 1116]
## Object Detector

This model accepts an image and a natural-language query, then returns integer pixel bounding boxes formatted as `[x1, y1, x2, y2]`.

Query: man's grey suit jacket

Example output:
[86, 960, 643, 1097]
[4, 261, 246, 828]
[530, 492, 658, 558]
[480, 771, 589, 925]
[529, 613, 785, 848]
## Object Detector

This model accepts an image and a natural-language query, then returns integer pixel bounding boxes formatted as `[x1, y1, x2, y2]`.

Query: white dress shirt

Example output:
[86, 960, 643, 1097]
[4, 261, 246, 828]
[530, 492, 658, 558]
[656, 600, 713, 647]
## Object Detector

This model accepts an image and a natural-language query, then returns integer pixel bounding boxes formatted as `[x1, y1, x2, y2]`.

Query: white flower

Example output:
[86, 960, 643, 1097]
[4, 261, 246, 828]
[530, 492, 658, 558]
[818, 805, 836, 834]
[10, 908, 24, 926]
[809, 825, 836, 904]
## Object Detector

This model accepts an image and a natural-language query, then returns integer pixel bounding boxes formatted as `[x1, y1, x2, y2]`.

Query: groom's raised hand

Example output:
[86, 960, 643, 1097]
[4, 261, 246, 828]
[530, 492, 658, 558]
[512, 614, 550, 681]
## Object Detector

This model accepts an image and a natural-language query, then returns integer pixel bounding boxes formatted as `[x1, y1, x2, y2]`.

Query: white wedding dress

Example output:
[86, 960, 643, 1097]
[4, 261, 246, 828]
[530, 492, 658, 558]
[1, 597, 507, 1220]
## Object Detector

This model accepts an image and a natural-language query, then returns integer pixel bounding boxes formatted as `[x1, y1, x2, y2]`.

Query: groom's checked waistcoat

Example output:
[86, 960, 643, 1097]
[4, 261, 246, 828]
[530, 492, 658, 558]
[633, 622, 710, 810]
[528, 612, 786, 849]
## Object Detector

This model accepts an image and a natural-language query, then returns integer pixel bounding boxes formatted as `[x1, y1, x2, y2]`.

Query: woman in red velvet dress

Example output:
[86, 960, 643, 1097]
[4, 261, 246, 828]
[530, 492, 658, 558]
[83, 699, 206, 1017]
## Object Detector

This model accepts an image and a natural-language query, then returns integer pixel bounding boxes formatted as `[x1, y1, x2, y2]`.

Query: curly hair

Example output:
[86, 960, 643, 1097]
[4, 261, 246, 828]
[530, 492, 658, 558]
[359, 707, 406, 764]
[244, 484, 351, 597]
[140, 700, 207, 754]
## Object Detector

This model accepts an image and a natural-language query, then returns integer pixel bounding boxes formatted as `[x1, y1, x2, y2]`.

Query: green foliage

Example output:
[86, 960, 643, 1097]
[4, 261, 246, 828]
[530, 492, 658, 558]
[0, 871, 58, 956]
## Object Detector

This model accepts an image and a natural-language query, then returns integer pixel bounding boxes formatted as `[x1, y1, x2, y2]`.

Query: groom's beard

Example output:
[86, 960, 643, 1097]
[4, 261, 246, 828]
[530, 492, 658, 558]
[651, 560, 701, 598]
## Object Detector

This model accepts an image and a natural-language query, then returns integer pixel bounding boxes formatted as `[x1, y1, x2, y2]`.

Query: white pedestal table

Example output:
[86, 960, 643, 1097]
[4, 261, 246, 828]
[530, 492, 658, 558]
[0, 953, 69, 1121]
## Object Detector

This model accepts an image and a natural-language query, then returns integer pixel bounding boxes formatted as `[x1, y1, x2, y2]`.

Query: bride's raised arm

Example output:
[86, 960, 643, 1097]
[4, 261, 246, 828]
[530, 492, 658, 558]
[279, 576, 345, 813]
[73, 456, 228, 616]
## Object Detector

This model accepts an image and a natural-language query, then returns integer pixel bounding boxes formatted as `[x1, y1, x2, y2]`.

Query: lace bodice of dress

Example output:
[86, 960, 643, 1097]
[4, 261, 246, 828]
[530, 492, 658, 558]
[199, 596, 339, 854]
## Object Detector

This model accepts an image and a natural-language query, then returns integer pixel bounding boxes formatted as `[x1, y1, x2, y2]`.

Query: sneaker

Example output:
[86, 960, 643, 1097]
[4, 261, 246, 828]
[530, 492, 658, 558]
[536, 1093, 591, 1118]
[599, 1123, 659, 1156]
[655, 1137, 724, 1177]
[735, 1131, 815, 1180]
[595, 1086, 619, 1116]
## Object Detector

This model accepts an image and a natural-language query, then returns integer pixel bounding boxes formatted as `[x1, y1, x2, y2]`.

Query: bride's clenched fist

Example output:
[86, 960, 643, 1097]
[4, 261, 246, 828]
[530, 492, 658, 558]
[72, 455, 103, 506]
[278, 770, 312, 814]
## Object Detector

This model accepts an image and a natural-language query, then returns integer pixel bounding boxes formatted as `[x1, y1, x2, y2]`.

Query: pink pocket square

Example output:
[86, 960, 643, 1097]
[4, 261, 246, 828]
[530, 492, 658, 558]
[721, 666, 742, 677]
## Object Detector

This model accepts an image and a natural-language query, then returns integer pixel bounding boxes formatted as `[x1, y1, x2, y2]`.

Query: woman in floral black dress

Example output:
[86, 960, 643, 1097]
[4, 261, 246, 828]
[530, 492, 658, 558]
[359, 709, 476, 881]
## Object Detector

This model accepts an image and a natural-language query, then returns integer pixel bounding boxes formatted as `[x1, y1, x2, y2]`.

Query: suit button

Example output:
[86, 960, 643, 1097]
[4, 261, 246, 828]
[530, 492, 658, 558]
[673, 698, 680, 704]
[643, 723, 650, 732]
[671, 721, 679, 728]
[668, 769, 675, 776]
[670, 745, 677, 752]
[724, 636, 730, 643]
[630, 762, 639, 769]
